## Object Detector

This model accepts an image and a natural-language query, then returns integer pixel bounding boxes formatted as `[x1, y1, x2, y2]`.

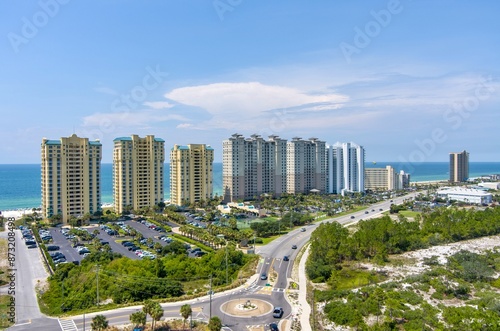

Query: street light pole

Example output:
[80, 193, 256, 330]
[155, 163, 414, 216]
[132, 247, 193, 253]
[209, 274, 213, 320]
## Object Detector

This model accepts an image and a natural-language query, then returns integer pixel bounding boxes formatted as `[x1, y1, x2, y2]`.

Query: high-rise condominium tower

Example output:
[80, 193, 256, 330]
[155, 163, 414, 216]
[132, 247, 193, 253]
[286, 137, 327, 194]
[41, 134, 102, 223]
[170, 144, 214, 206]
[113, 135, 165, 214]
[222, 134, 288, 202]
[449, 150, 469, 183]
[327, 142, 365, 194]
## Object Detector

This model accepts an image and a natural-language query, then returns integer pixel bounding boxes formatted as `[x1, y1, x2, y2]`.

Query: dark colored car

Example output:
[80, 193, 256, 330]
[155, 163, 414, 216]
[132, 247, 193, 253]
[269, 323, 279, 331]
[50, 252, 65, 259]
[365, 211, 369, 214]
[47, 245, 60, 251]
[27, 244, 37, 249]
[291, 245, 297, 249]
[272, 307, 284, 318]
[283, 256, 289, 261]
[25, 240, 36, 246]
[350, 215, 355, 219]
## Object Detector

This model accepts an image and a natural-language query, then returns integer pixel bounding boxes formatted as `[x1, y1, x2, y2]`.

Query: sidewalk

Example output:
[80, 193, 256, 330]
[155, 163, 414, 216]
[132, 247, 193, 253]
[297, 245, 312, 331]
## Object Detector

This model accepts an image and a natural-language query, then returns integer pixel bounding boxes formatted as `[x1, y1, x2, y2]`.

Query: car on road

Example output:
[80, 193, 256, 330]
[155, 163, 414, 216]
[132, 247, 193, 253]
[269, 323, 279, 331]
[272, 307, 284, 318]
[291, 245, 297, 249]
[379, 208, 383, 211]
[283, 256, 289, 261]
[260, 273, 267, 280]
[365, 211, 369, 214]
[372, 209, 375, 212]
[350, 215, 355, 219]
[300, 227, 306, 232]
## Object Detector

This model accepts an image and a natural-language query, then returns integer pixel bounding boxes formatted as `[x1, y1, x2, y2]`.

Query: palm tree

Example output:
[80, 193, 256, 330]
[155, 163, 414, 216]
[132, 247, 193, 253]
[208, 316, 222, 331]
[129, 311, 146, 329]
[91, 314, 108, 331]
[180, 304, 192, 330]
[150, 304, 164, 330]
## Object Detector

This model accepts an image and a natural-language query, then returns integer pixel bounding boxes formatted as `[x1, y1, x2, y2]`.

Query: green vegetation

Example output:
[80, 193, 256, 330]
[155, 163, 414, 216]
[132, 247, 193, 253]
[310, 205, 500, 330]
[0, 295, 14, 329]
[40, 246, 252, 315]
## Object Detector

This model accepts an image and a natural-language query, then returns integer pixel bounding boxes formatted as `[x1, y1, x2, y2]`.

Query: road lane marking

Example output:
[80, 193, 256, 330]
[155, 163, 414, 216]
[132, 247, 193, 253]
[58, 318, 78, 331]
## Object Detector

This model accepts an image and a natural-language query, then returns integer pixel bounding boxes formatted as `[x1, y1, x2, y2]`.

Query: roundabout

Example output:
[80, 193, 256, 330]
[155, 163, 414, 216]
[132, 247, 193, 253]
[220, 298, 274, 318]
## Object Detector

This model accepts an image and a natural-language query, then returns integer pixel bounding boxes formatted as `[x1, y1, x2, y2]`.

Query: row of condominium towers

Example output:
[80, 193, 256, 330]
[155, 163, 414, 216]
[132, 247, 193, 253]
[41, 133, 418, 223]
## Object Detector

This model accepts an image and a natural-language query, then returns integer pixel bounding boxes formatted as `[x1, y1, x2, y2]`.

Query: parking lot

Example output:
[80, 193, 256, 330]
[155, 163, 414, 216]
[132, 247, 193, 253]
[37, 214, 204, 268]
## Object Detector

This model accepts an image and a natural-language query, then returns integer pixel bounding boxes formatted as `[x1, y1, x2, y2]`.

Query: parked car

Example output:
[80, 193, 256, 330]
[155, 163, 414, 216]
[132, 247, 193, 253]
[272, 307, 284, 318]
[47, 245, 60, 251]
[25, 240, 36, 246]
[27, 243, 37, 249]
[50, 252, 65, 259]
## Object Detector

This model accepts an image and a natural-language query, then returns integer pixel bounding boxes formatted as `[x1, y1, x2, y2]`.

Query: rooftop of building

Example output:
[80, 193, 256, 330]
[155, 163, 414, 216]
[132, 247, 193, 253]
[437, 187, 492, 196]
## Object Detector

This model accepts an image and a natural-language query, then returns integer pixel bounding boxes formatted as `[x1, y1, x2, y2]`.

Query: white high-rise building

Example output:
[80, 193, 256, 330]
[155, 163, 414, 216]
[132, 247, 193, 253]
[327, 142, 365, 194]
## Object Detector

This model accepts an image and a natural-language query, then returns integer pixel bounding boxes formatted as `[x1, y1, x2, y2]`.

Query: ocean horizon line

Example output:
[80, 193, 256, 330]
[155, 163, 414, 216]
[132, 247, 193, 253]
[1, 162, 499, 212]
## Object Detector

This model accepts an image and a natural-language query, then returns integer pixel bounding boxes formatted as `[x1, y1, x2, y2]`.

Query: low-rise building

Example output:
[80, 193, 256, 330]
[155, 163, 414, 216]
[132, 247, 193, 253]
[436, 187, 492, 204]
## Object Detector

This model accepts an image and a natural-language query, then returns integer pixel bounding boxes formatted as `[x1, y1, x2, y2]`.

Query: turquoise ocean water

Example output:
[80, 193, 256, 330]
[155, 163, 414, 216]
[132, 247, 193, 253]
[0, 162, 499, 211]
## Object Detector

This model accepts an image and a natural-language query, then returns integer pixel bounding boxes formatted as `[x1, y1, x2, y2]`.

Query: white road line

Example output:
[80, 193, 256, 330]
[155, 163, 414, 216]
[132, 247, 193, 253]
[58, 318, 78, 331]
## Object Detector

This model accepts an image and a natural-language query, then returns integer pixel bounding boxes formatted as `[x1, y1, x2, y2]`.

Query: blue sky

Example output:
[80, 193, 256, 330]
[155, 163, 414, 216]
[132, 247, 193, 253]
[1, 0, 499, 164]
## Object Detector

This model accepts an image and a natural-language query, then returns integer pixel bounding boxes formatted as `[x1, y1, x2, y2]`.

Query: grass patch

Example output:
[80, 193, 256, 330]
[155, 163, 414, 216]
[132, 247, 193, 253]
[398, 210, 421, 218]
[259, 233, 288, 245]
[0, 238, 9, 286]
[331, 266, 388, 290]
[0, 295, 15, 328]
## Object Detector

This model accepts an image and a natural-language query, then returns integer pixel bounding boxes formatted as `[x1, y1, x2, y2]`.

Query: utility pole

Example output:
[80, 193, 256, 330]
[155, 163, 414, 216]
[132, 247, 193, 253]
[225, 246, 228, 285]
[209, 274, 212, 320]
[96, 264, 100, 306]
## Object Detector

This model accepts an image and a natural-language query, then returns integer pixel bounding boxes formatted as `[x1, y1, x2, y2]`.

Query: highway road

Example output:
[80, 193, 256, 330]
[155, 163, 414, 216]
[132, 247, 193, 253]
[6, 192, 418, 331]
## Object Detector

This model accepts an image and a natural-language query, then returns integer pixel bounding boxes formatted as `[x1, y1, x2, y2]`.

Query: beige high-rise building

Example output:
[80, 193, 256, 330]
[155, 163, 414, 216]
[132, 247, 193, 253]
[286, 137, 327, 194]
[222, 134, 288, 202]
[449, 150, 469, 183]
[41, 134, 102, 223]
[170, 144, 214, 206]
[365, 166, 396, 191]
[113, 135, 165, 214]
[365, 166, 411, 191]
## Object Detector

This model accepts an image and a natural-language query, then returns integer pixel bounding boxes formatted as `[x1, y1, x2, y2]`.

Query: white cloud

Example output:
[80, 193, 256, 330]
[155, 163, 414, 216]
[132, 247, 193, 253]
[82, 110, 188, 128]
[143, 101, 174, 109]
[164, 82, 348, 130]
[176, 123, 193, 129]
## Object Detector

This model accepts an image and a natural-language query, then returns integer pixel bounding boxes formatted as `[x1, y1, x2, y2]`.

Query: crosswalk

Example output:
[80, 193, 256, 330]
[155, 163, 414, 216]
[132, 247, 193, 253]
[58, 318, 78, 331]
[246, 284, 285, 293]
